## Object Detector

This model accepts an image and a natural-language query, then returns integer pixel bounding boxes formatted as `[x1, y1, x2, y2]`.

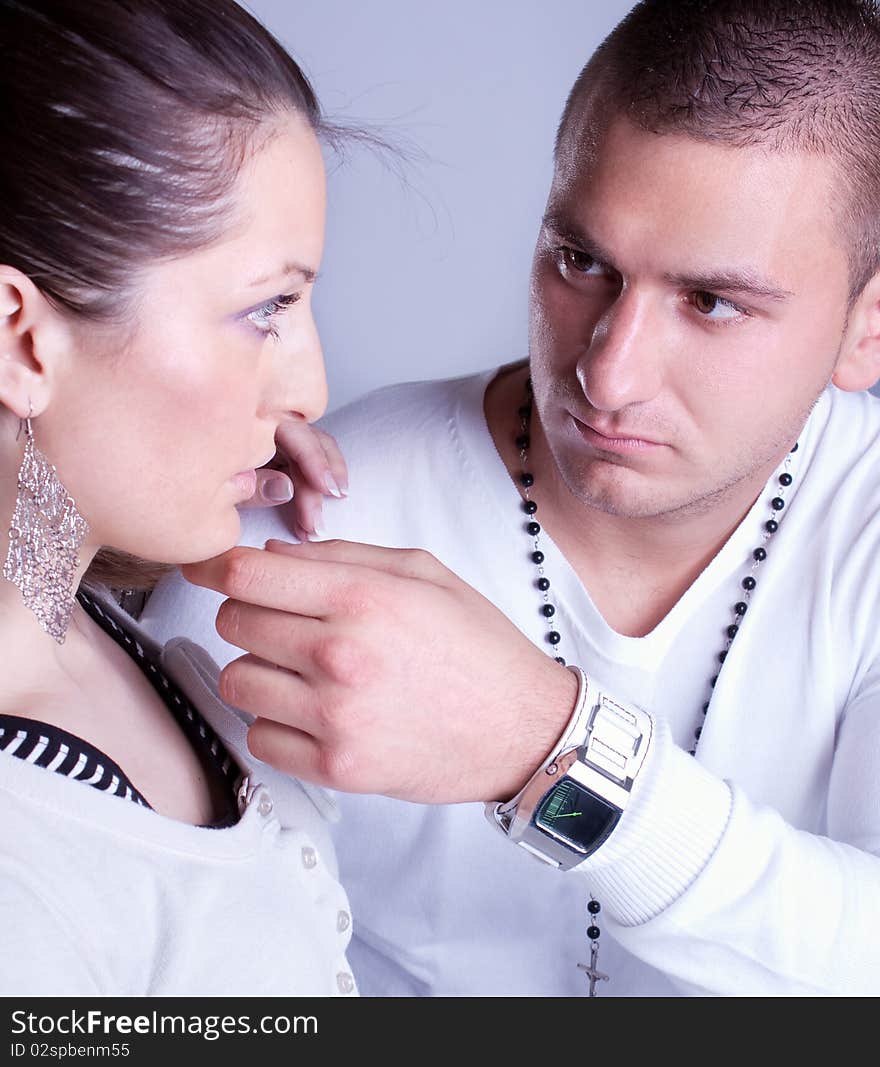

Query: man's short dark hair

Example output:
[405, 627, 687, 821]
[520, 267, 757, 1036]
[557, 0, 880, 300]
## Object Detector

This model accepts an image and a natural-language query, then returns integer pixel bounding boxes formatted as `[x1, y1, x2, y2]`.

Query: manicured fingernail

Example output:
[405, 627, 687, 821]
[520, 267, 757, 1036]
[293, 523, 312, 543]
[313, 514, 325, 538]
[263, 474, 293, 503]
[324, 471, 343, 498]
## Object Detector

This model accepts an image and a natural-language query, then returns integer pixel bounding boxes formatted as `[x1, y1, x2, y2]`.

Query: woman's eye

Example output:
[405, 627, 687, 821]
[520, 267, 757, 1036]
[690, 290, 745, 321]
[245, 292, 301, 338]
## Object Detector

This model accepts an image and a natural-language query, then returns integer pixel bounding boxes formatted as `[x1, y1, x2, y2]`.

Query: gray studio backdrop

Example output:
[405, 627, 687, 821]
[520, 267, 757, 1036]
[248, 0, 637, 412]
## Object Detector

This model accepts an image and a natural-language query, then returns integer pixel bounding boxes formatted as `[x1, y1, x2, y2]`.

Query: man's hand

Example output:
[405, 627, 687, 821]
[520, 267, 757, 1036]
[241, 418, 348, 541]
[180, 540, 578, 804]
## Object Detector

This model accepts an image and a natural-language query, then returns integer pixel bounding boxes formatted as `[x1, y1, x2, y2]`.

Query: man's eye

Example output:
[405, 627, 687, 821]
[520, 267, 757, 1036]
[558, 247, 601, 274]
[690, 291, 745, 321]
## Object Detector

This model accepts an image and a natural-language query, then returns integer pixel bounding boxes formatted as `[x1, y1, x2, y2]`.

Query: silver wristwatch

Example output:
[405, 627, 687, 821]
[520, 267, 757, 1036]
[486, 667, 653, 870]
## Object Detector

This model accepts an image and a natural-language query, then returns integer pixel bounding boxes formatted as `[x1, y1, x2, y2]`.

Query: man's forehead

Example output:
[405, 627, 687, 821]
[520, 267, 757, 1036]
[553, 106, 607, 187]
[550, 118, 838, 236]
[544, 118, 849, 297]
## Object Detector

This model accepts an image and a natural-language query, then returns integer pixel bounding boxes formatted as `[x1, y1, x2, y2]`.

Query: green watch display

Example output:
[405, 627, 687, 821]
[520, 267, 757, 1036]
[534, 778, 621, 856]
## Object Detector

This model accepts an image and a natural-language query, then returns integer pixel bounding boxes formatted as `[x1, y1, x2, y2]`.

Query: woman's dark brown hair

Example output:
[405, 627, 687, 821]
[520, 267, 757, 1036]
[1, 0, 328, 591]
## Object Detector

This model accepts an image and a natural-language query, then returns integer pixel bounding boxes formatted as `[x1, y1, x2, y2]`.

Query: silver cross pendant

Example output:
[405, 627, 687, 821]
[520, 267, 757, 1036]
[577, 942, 609, 997]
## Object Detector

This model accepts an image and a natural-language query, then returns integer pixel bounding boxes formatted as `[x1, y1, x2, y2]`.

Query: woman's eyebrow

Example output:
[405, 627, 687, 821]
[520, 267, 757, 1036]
[246, 261, 318, 288]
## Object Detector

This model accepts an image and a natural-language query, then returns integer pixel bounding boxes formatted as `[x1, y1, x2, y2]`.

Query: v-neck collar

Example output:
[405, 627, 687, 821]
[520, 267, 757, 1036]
[450, 366, 824, 670]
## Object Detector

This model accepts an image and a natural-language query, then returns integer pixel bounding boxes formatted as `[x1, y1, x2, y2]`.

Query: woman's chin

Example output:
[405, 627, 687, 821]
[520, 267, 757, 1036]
[106, 501, 244, 569]
[169, 511, 243, 566]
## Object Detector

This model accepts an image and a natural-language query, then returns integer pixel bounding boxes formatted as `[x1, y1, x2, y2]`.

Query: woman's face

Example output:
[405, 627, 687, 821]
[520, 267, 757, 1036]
[45, 115, 328, 564]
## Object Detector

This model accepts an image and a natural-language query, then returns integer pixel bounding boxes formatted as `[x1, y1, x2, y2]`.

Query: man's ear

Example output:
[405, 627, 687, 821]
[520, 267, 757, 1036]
[832, 271, 880, 392]
[0, 266, 65, 420]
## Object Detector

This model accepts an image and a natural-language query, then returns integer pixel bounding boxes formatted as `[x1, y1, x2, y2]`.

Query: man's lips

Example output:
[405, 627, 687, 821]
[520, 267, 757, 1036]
[570, 414, 665, 451]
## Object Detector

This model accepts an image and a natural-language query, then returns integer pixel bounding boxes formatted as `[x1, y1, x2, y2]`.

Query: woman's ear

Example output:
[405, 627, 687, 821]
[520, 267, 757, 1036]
[0, 266, 67, 419]
[832, 271, 880, 393]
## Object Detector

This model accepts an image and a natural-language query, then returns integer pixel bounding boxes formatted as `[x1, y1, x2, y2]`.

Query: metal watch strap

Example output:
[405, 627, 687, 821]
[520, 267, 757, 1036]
[575, 688, 652, 811]
[490, 665, 594, 834]
[486, 666, 653, 867]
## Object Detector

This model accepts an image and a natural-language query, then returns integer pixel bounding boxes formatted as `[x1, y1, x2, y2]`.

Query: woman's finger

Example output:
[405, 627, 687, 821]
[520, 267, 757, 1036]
[313, 426, 349, 496]
[287, 475, 325, 537]
[275, 416, 345, 498]
[238, 467, 295, 509]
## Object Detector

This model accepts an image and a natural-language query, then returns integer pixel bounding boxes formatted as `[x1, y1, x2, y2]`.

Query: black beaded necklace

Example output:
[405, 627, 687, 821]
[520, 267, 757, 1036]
[515, 376, 797, 996]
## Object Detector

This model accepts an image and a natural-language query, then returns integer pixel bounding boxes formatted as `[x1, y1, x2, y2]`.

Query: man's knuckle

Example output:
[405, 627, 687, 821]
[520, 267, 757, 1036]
[338, 577, 382, 616]
[218, 661, 243, 706]
[402, 546, 429, 566]
[222, 548, 261, 597]
[317, 744, 357, 789]
[215, 598, 240, 640]
[402, 547, 440, 574]
[314, 633, 366, 685]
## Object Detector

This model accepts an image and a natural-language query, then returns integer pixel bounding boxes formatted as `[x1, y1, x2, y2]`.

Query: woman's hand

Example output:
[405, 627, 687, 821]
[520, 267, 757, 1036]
[242, 416, 348, 540]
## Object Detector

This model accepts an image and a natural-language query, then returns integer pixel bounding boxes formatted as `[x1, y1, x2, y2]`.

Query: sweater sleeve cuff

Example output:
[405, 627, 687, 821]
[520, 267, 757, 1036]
[573, 716, 733, 926]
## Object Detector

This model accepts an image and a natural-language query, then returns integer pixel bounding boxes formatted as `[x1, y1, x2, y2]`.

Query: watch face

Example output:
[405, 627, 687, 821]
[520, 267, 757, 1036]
[533, 778, 620, 856]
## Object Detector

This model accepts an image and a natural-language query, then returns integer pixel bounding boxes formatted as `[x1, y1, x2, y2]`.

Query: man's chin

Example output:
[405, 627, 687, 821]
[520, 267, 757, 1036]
[557, 460, 693, 520]
[562, 478, 656, 518]
[571, 488, 672, 520]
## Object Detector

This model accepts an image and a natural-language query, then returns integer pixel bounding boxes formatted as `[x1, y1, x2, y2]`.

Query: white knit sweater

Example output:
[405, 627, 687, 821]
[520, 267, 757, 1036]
[1, 600, 356, 996]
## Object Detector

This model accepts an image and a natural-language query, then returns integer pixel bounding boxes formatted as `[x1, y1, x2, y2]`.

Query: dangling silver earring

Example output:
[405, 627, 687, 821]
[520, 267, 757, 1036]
[3, 410, 89, 643]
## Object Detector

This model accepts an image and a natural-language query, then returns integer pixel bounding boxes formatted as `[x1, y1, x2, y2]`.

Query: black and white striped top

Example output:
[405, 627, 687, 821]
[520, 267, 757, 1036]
[0, 713, 152, 806]
[0, 590, 243, 827]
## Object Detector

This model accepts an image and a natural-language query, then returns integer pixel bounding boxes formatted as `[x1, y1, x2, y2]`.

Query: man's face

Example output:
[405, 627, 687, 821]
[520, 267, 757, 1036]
[529, 117, 852, 520]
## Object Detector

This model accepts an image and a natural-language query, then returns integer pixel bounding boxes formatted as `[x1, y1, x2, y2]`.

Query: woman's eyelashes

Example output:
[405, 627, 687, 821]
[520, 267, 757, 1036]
[243, 292, 302, 339]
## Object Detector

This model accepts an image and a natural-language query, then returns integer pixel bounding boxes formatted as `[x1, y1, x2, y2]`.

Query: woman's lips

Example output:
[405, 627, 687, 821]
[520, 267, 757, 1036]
[570, 415, 664, 452]
[231, 450, 277, 498]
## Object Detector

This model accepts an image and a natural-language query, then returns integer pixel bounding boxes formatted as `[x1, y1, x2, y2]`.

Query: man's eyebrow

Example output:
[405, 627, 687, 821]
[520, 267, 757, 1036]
[662, 267, 794, 302]
[246, 261, 318, 288]
[542, 213, 614, 265]
[541, 212, 794, 302]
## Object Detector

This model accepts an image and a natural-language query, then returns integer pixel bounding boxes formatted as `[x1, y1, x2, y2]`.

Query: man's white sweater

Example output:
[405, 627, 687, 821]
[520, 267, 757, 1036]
[144, 369, 880, 996]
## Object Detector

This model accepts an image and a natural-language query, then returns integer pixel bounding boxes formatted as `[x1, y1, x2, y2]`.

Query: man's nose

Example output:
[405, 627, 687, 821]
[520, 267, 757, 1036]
[576, 289, 663, 412]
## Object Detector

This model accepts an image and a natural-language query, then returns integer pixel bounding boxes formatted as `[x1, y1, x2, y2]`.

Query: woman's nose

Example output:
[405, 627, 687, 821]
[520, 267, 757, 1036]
[274, 311, 328, 423]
